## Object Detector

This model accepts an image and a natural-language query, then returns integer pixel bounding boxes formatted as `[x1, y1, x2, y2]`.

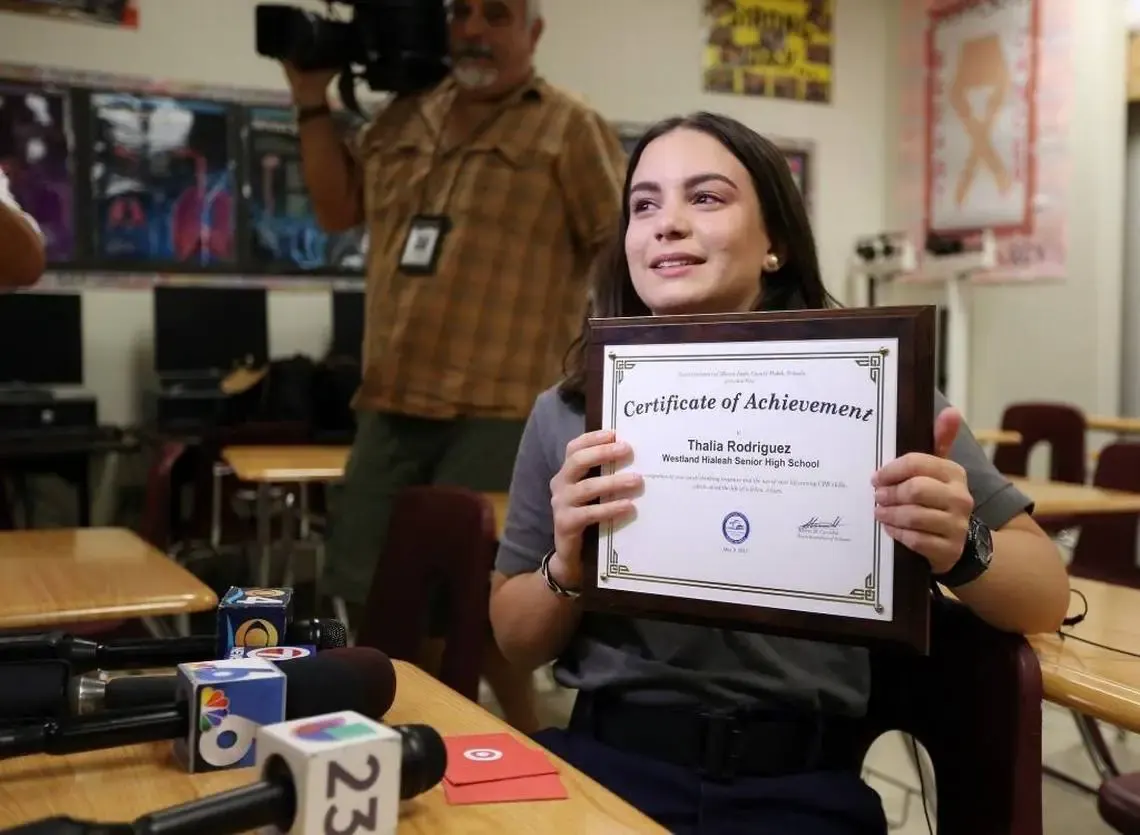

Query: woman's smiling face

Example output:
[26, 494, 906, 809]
[624, 127, 773, 316]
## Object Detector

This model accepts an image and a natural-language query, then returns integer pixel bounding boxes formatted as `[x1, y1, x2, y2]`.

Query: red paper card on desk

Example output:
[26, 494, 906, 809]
[444, 772, 568, 805]
[443, 733, 558, 786]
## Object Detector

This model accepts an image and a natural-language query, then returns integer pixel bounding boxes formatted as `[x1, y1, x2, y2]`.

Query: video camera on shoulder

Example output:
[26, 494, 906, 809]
[255, 0, 450, 109]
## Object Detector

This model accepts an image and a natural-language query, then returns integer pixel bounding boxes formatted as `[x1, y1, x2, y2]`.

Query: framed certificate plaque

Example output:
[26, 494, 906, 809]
[583, 306, 937, 653]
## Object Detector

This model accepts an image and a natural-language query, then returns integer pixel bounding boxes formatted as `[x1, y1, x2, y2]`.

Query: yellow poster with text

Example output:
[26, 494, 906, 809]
[702, 0, 834, 103]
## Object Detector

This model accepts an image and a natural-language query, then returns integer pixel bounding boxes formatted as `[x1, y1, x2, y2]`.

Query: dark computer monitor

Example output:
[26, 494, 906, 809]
[0, 292, 83, 386]
[331, 291, 364, 362]
[154, 286, 268, 376]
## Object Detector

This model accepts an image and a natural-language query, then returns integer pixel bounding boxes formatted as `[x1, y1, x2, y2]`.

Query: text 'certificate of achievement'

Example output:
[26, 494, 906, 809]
[583, 308, 936, 652]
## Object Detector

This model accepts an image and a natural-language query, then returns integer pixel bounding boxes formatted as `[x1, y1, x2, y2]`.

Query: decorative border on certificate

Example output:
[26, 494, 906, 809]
[599, 346, 891, 615]
[583, 307, 936, 653]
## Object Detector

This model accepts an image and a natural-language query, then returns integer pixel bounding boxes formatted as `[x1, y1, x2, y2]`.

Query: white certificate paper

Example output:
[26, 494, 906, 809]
[599, 338, 899, 623]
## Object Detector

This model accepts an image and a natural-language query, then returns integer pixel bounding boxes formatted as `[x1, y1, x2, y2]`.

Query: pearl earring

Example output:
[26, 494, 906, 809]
[764, 253, 780, 271]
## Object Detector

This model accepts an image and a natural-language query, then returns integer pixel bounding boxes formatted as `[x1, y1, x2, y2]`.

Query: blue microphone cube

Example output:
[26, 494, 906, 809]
[215, 586, 293, 659]
[173, 656, 286, 774]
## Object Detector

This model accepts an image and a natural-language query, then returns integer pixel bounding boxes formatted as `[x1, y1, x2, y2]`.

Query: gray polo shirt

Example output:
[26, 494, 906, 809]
[495, 385, 1033, 717]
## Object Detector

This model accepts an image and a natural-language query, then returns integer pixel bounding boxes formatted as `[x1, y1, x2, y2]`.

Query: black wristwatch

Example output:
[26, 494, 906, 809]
[934, 514, 994, 587]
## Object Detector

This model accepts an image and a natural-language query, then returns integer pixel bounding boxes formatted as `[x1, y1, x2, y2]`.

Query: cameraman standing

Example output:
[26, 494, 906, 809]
[283, 0, 625, 731]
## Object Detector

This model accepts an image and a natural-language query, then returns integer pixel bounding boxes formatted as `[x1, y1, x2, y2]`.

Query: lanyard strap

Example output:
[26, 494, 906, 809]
[416, 92, 516, 214]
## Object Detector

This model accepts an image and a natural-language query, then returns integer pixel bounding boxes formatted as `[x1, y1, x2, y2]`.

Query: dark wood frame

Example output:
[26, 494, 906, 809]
[583, 306, 937, 654]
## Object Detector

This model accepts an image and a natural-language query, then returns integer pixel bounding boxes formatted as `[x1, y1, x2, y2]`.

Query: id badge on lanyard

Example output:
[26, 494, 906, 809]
[399, 214, 452, 275]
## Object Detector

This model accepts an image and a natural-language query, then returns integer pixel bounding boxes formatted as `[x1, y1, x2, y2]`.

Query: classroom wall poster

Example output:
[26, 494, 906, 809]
[0, 0, 139, 28]
[0, 81, 76, 261]
[896, 0, 1073, 282]
[90, 92, 236, 267]
[702, 0, 834, 103]
[247, 107, 366, 272]
[0, 61, 372, 291]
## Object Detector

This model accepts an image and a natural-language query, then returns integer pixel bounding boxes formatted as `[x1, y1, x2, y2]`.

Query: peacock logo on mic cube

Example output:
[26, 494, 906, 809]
[173, 657, 286, 774]
[216, 586, 294, 660]
[256, 711, 402, 835]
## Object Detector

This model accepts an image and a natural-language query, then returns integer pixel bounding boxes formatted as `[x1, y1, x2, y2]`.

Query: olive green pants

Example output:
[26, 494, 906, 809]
[321, 411, 525, 610]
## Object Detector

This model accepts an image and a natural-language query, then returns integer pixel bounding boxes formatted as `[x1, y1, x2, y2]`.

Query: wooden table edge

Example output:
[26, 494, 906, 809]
[1087, 416, 1140, 434]
[1036, 675, 1140, 731]
[221, 445, 350, 484]
[0, 591, 219, 630]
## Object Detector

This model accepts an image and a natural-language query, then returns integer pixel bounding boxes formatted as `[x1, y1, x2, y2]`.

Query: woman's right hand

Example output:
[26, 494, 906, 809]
[549, 430, 642, 589]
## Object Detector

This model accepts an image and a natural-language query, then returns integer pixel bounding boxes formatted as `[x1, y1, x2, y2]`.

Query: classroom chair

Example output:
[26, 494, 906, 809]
[353, 485, 498, 702]
[859, 596, 1044, 834]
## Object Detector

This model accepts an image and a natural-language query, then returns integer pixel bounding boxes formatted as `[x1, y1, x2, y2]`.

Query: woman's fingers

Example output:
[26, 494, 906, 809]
[567, 471, 642, 506]
[560, 440, 632, 485]
[554, 498, 636, 539]
[564, 429, 616, 458]
[552, 431, 641, 546]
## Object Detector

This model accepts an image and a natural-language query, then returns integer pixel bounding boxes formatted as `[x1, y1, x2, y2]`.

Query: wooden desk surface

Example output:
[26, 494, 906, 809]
[223, 445, 350, 482]
[1087, 415, 1140, 435]
[1030, 577, 1140, 733]
[0, 660, 663, 834]
[0, 528, 217, 629]
[973, 428, 1022, 445]
[222, 445, 511, 539]
[1008, 477, 1140, 518]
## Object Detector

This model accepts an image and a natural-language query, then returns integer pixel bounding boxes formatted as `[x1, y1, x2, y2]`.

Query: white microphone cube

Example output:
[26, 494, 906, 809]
[256, 710, 403, 835]
[173, 656, 286, 774]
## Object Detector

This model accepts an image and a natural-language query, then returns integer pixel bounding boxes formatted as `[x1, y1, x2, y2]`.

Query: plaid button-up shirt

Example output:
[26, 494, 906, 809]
[352, 75, 626, 420]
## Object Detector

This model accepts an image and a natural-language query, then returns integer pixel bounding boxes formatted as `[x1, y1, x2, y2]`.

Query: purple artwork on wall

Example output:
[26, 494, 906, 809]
[0, 82, 75, 262]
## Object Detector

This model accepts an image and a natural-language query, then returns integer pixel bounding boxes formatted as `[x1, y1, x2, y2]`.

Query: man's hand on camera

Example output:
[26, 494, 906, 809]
[282, 61, 338, 108]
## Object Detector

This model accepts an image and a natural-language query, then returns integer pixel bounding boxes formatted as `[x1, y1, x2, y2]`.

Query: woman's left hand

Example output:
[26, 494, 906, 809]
[872, 407, 974, 574]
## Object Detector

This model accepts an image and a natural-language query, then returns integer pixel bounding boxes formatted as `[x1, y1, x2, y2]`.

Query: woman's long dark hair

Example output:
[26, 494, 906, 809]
[559, 111, 836, 409]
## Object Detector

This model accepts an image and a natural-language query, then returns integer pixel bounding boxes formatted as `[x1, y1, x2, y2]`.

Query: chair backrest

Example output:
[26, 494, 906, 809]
[862, 599, 1043, 835]
[992, 402, 1086, 483]
[138, 440, 188, 551]
[354, 486, 498, 701]
[1069, 442, 1140, 588]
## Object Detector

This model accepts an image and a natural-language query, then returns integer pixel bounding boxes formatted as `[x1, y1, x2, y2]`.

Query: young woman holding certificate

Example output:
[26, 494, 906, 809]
[489, 112, 1069, 834]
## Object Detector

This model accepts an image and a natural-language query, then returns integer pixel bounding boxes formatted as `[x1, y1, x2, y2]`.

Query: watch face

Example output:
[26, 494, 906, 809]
[971, 516, 994, 565]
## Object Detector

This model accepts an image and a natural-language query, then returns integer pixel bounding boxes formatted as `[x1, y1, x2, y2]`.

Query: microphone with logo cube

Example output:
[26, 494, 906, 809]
[254, 711, 404, 835]
[174, 656, 285, 773]
[216, 587, 294, 660]
[0, 710, 447, 835]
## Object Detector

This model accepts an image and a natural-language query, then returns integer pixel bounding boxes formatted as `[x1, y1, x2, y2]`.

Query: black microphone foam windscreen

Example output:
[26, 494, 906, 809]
[396, 724, 448, 800]
[310, 618, 347, 651]
[285, 647, 396, 720]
